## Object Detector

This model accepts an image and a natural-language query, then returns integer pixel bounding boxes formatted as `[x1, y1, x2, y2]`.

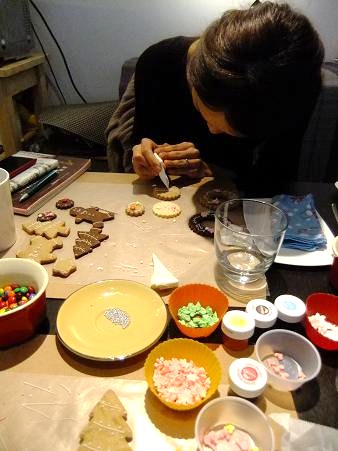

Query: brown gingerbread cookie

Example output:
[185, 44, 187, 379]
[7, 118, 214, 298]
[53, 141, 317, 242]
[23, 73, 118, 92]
[188, 212, 215, 237]
[70, 206, 115, 224]
[52, 258, 77, 278]
[72, 227, 109, 259]
[22, 220, 70, 239]
[89, 227, 109, 242]
[93, 221, 104, 229]
[16, 236, 63, 264]
[73, 240, 93, 259]
[77, 231, 101, 248]
[199, 188, 239, 211]
[56, 198, 74, 209]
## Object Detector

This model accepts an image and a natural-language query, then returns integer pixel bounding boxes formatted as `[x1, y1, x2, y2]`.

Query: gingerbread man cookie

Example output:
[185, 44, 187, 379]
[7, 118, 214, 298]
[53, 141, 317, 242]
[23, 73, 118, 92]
[70, 207, 115, 224]
[22, 220, 70, 239]
[16, 236, 63, 264]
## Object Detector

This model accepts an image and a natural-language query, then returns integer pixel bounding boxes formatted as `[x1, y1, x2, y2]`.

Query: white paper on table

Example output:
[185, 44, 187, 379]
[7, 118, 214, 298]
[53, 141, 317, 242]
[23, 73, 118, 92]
[269, 413, 338, 451]
[0, 373, 197, 451]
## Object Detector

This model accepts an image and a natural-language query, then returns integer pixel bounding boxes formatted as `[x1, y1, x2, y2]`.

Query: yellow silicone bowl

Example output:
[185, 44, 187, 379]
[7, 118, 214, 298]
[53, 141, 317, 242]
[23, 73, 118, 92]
[144, 338, 222, 411]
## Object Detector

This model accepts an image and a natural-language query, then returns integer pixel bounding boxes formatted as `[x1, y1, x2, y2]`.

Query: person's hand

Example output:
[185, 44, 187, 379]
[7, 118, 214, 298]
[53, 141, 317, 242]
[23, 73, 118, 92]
[132, 138, 162, 179]
[156, 142, 212, 178]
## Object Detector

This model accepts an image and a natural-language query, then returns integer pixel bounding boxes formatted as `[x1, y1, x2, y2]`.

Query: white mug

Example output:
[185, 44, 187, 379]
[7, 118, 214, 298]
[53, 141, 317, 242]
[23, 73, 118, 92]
[0, 168, 17, 251]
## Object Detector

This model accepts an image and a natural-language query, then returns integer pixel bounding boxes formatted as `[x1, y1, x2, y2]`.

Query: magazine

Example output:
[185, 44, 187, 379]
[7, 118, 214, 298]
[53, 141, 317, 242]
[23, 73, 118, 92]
[11, 152, 91, 215]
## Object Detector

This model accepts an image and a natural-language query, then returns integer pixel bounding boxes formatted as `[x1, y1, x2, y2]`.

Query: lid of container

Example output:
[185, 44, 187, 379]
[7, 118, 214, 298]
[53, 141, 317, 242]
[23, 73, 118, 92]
[229, 358, 267, 398]
[274, 294, 306, 323]
[222, 310, 255, 340]
[246, 299, 278, 329]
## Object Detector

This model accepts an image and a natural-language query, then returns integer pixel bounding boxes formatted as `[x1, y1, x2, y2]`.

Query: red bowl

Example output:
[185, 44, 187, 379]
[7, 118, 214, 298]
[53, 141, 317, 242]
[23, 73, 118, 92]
[305, 292, 338, 351]
[0, 258, 48, 347]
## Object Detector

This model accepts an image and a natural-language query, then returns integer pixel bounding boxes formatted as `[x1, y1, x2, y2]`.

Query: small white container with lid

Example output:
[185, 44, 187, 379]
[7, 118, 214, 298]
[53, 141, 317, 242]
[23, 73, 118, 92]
[274, 294, 306, 323]
[221, 310, 255, 351]
[246, 299, 278, 329]
[222, 310, 255, 340]
[229, 358, 267, 398]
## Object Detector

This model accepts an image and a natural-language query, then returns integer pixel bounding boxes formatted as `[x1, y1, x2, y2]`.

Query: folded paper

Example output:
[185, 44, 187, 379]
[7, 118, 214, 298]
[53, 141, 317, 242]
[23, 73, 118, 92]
[272, 194, 326, 251]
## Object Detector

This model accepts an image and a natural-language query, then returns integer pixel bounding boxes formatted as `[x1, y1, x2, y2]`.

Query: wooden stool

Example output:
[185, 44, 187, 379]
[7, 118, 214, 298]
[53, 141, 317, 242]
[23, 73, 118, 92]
[0, 53, 47, 158]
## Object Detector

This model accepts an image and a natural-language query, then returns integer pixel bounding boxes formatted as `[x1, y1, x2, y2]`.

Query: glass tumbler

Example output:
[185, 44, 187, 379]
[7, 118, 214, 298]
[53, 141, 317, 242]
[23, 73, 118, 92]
[214, 199, 288, 284]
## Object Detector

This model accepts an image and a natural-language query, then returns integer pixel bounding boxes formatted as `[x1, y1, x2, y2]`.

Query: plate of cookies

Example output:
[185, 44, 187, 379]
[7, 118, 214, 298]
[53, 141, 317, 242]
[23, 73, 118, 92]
[56, 279, 168, 361]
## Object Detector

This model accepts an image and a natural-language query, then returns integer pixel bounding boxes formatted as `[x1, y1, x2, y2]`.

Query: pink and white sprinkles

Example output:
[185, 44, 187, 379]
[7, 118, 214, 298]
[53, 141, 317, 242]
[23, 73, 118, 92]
[308, 313, 338, 341]
[153, 357, 211, 405]
[203, 425, 258, 451]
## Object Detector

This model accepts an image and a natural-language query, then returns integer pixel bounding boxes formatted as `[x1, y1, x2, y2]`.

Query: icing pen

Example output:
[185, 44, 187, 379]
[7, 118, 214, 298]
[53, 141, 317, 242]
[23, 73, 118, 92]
[19, 169, 58, 202]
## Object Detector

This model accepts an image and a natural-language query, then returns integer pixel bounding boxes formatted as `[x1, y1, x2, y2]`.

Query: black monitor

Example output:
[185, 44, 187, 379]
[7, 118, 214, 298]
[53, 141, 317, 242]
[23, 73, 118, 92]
[0, 0, 34, 61]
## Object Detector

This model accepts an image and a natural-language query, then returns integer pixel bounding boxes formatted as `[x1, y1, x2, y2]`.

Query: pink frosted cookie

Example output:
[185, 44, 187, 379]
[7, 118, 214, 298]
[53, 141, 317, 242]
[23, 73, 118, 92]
[153, 357, 210, 405]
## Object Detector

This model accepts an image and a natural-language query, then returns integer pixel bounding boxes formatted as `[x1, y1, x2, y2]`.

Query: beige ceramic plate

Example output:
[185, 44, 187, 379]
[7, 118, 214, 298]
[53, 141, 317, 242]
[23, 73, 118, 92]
[56, 279, 168, 361]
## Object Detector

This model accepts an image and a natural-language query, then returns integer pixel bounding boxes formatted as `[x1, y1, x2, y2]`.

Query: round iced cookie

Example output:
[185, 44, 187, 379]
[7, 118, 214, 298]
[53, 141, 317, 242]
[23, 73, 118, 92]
[153, 186, 181, 201]
[188, 212, 215, 237]
[56, 198, 74, 209]
[152, 201, 181, 218]
[200, 188, 238, 210]
[125, 201, 145, 217]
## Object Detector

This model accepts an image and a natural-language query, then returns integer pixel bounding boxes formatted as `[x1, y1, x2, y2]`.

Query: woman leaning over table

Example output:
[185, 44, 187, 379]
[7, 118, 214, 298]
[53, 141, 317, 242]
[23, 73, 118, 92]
[106, 2, 324, 194]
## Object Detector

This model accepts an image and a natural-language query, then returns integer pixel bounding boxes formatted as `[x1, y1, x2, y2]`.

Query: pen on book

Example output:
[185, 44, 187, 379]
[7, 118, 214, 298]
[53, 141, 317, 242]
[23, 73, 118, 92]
[19, 169, 58, 202]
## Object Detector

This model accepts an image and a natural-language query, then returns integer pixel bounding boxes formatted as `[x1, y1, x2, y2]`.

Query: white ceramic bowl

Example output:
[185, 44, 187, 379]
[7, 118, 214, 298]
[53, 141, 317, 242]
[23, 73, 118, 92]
[255, 329, 321, 391]
[195, 396, 275, 451]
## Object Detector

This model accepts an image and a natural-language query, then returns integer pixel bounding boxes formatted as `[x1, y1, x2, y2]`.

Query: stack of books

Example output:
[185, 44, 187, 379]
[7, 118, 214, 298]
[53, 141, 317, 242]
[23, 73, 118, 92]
[1, 151, 91, 216]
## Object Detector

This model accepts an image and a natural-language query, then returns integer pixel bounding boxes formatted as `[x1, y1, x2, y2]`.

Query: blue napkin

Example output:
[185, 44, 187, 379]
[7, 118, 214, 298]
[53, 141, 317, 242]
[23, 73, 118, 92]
[272, 194, 327, 251]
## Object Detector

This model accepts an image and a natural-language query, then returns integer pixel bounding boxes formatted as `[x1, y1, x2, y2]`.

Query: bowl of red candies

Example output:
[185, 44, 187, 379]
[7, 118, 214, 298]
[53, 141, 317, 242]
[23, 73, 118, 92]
[304, 292, 338, 351]
[0, 258, 48, 347]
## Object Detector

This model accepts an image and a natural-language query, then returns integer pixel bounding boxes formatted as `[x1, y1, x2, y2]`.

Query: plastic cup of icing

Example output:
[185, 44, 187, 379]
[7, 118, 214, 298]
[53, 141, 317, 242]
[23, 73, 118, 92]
[274, 294, 305, 323]
[221, 310, 255, 351]
[195, 396, 275, 451]
[246, 299, 278, 329]
[255, 329, 321, 391]
[229, 358, 267, 398]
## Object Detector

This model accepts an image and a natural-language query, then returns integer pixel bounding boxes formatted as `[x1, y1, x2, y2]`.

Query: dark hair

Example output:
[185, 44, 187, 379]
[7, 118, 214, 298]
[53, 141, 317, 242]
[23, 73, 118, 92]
[187, 2, 324, 137]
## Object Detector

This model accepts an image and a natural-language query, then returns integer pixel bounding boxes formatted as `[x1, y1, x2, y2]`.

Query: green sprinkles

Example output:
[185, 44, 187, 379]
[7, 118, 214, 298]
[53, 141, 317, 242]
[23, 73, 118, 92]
[177, 302, 218, 328]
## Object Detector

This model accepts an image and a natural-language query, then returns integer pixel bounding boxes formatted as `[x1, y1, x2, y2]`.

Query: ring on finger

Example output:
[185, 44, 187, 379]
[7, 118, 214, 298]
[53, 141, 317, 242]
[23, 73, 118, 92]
[185, 158, 190, 168]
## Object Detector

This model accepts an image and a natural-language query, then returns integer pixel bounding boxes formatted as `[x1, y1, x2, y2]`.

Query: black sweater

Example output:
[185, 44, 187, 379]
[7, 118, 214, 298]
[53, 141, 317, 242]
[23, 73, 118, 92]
[132, 36, 309, 194]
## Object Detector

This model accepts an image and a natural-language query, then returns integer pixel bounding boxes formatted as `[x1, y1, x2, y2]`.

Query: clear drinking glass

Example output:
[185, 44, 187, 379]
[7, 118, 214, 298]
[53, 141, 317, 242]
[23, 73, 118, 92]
[214, 199, 288, 284]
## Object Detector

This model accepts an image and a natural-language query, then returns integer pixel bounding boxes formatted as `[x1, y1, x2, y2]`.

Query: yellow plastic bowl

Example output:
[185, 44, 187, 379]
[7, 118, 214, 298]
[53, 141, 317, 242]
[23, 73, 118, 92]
[144, 338, 222, 411]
